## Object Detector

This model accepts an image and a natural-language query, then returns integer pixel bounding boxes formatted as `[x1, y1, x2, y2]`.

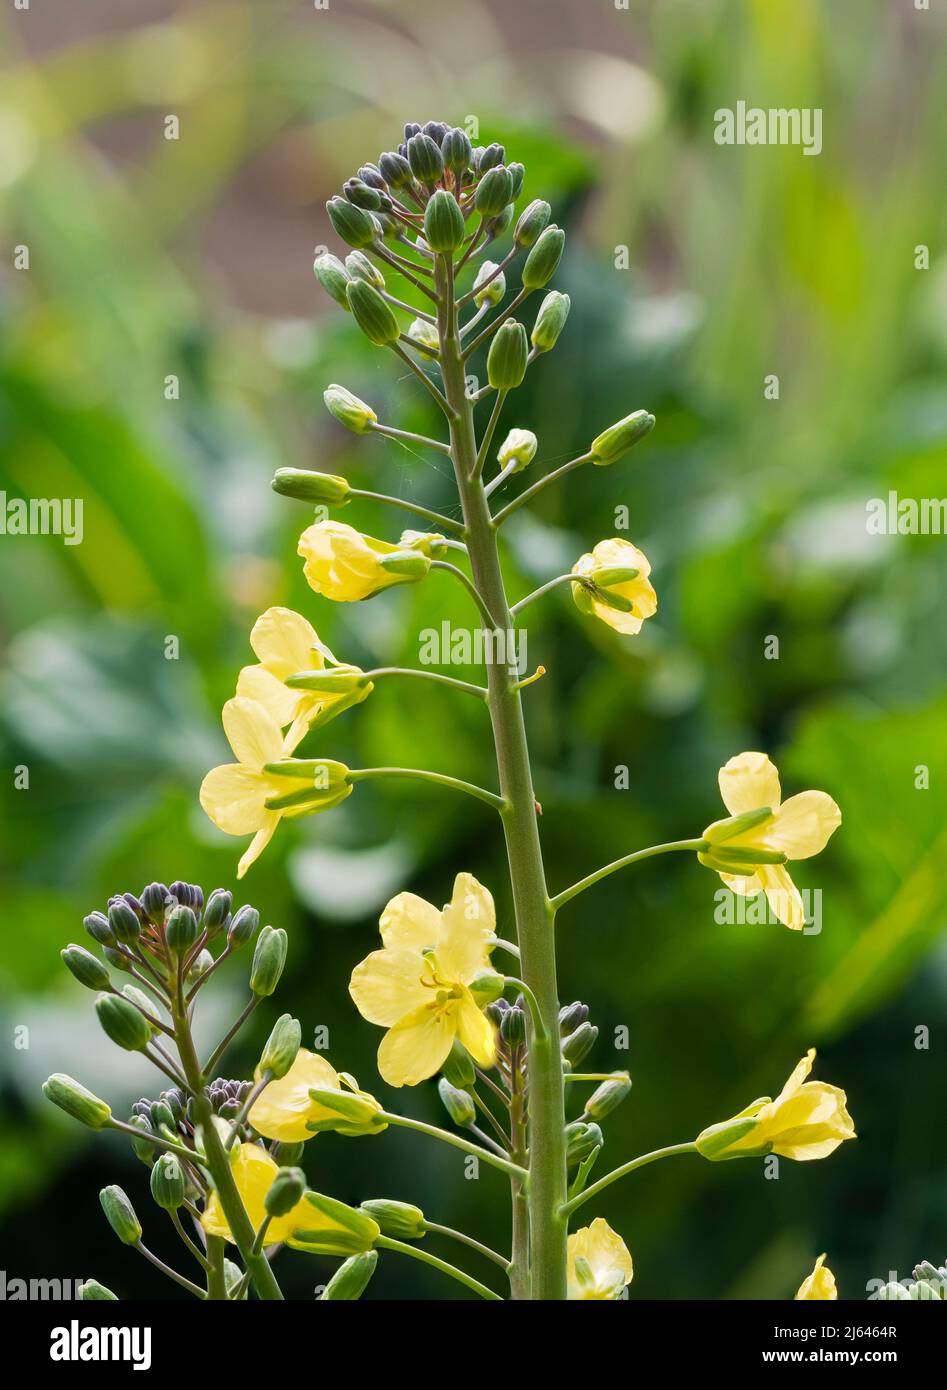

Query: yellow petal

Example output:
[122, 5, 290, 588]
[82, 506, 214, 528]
[454, 987, 497, 1068]
[757, 863, 807, 930]
[237, 814, 279, 878]
[766, 790, 841, 861]
[298, 520, 395, 601]
[200, 1143, 307, 1245]
[378, 891, 443, 954]
[249, 606, 325, 678]
[376, 1002, 456, 1087]
[222, 696, 284, 769]
[567, 1217, 633, 1300]
[437, 873, 497, 984]
[718, 751, 781, 817]
[776, 1049, 816, 1102]
[718, 870, 761, 896]
[200, 764, 270, 836]
[236, 663, 304, 729]
[796, 1254, 837, 1300]
[249, 1050, 340, 1143]
[349, 946, 432, 1027]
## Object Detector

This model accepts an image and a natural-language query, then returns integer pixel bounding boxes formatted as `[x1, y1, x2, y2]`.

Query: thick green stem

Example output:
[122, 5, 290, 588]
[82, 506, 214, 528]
[436, 252, 568, 1300]
[508, 1056, 530, 1300]
[205, 1234, 228, 1299]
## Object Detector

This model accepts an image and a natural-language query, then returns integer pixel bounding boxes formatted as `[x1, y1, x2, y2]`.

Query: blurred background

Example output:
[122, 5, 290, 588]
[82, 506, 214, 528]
[1, 0, 946, 1301]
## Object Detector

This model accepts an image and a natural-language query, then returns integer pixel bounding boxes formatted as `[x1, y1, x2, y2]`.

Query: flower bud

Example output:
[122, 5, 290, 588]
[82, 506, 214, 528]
[514, 198, 551, 248]
[326, 195, 377, 249]
[488, 204, 515, 238]
[346, 278, 401, 347]
[522, 224, 565, 289]
[343, 177, 385, 211]
[477, 142, 505, 173]
[424, 189, 465, 253]
[260, 1013, 301, 1080]
[271, 467, 353, 506]
[313, 252, 351, 309]
[487, 319, 528, 390]
[228, 904, 259, 948]
[497, 428, 537, 472]
[321, 1249, 378, 1301]
[61, 944, 111, 991]
[121, 986, 159, 1034]
[586, 1073, 632, 1121]
[469, 970, 505, 1008]
[406, 132, 443, 185]
[43, 1073, 112, 1130]
[292, 1192, 380, 1255]
[103, 946, 133, 974]
[150, 1153, 186, 1211]
[473, 260, 505, 308]
[590, 409, 656, 464]
[357, 163, 387, 191]
[441, 1041, 476, 1090]
[344, 249, 385, 289]
[165, 904, 198, 955]
[99, 1186, 142, 1246]
[531, 290, 571, 353]
[203, 888, 232, 938]
[378, 150, 412, 188]
[437, 1077, 476, 1128]
[79, 1280, 117, 1301]
[565, 1120, 604, 1166]
[408, 317, 439, 350]
[559, 1001, 589, 1034]
[140, 882, 170, 924]
[475, 165, 513, 218]
[306, 1088, 385, 1134]
[500, 1002, 527, 1047]
[108, 899, 140, 946]
[441, 127, 472, 173]
[507, 161, 525, 199]
[276, 1141, 305, 1166]
[561, 1021, 598, 1067]
[376, 549, 432, 579]
[84, 911, 115, 947]
[250, 926, 288, 997]
[264, 1165, 306, 1218]
[360, 1199, 426, 1240]
[128, 1114, 155, 1164]
[95, 992, 152, 1052]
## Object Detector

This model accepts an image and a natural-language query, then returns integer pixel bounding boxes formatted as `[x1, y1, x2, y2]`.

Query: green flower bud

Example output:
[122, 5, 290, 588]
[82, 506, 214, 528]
[264, 1166, 306, 1218]
[561, 1021, 598, 1067]
[514, 198, 551, 248]
[507, 162, 525, 199]
[121, 985, 159, 1034]
[346, 278, 401, 347]
[585, 1072, 632, 1121]
[99, 1185, 142, 1246]
[500, 1003, 527, 1047]
[103, 946, 133, 974]
[376, 549, 432, 579]
[565, 1120, 604, 1166]
[79, 1279, 117, 1301]
[326, 195, 377, 249]
[406, 132, 443, 185]
[343, 177, 384, 211]
[407, 317, 440, 350]
[473, 260, 506, 307]
[165, 904, 198, 955]
[128, 1115, 156, 1165]
[522, 224, 565, 289]
[95, 992, 152, 1052]
[469, 970, 505, 1008]
[186, 948, 214, 983]
[313, 253, 351, 309]
[437, 1077, 476, 1128]
[43, 1073, 112, 1130]
[260, 1013, 301, 1080]
[497, 428, 537, 472]
[487, 319, 528, 390]
[487, 205, 514, 238]
[321, 1249, 378, 1301]
[275, 1141, 306, 1166]
[203, 888, 232, 938]
[249, 925, 288, 997]
[559, 1001, 589, 1035]
[150, 1153, 186, 1211]
[590, 409, 656, 464]
[424, 189, 465, 253]
[271, 467, 353, 504]
[323, 383, 378, 437]
[292, 1192, 380, 1255]
[344, 249, 385, 289]
[441, 1040, 477, 1090]
[228, 904, 259, 948]
[360, 1199, 426, 1241]
[61, 944, 111, 992]
[84, 911, 115, 947]
[441, 127, 472, 174]
[378, 151, 413, 188]
[531, 290, 571, 353]
[107, 899, 140, 946]
[475, 165, 513, 218]
[876, 1281, 912, 1301]
[476, 142, 505, 173]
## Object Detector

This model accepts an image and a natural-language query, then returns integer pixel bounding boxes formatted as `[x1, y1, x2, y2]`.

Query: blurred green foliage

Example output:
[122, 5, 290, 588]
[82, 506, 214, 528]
[1, 0, 945, 1300]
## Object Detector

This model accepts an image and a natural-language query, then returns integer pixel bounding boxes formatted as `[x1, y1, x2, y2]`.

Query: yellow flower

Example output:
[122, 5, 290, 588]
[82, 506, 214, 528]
[201, 1142, 311, 1246]
[298, 520, 429, 602]
[349, 873, 499, 1087]
[796, 1253, 837, 1300]
[700, 751, 842, 930]
[249, 1049, 384, 1142]
[696, 1048, 856, 1162]
[567, 1218, 633, 1300]
[199, 697, 351, 878]
[571, 538, 657, 635]
[236, 607, 371, 745]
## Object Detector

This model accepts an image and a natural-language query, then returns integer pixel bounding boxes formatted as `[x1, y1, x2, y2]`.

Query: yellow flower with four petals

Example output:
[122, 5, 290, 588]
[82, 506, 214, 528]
[571, 538, 657, 636]
[567, 1218, 633, 1300]
[249, 1049, 384, 1142]
[298, 520, 431, 602]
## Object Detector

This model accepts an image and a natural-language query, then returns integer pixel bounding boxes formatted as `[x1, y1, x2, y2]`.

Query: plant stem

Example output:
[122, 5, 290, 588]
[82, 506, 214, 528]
[436, 250, 568, 1299]
[378, 1109, 527, 1182]
[424, 1221, 511, 1271]
[551, 839, 706, 912]
[493, 452, 594, 526]
[508, 1055, 530, 1300]
[135, 1241, 206, 1299]
[347, 765, 505, 811]
[375, 1235, 502, 1300]
[360, 667, 487, 700]
[350, 485, 462, 534]
[561, 1142, 697, 1219]
[204, 1234, 228, 1299]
